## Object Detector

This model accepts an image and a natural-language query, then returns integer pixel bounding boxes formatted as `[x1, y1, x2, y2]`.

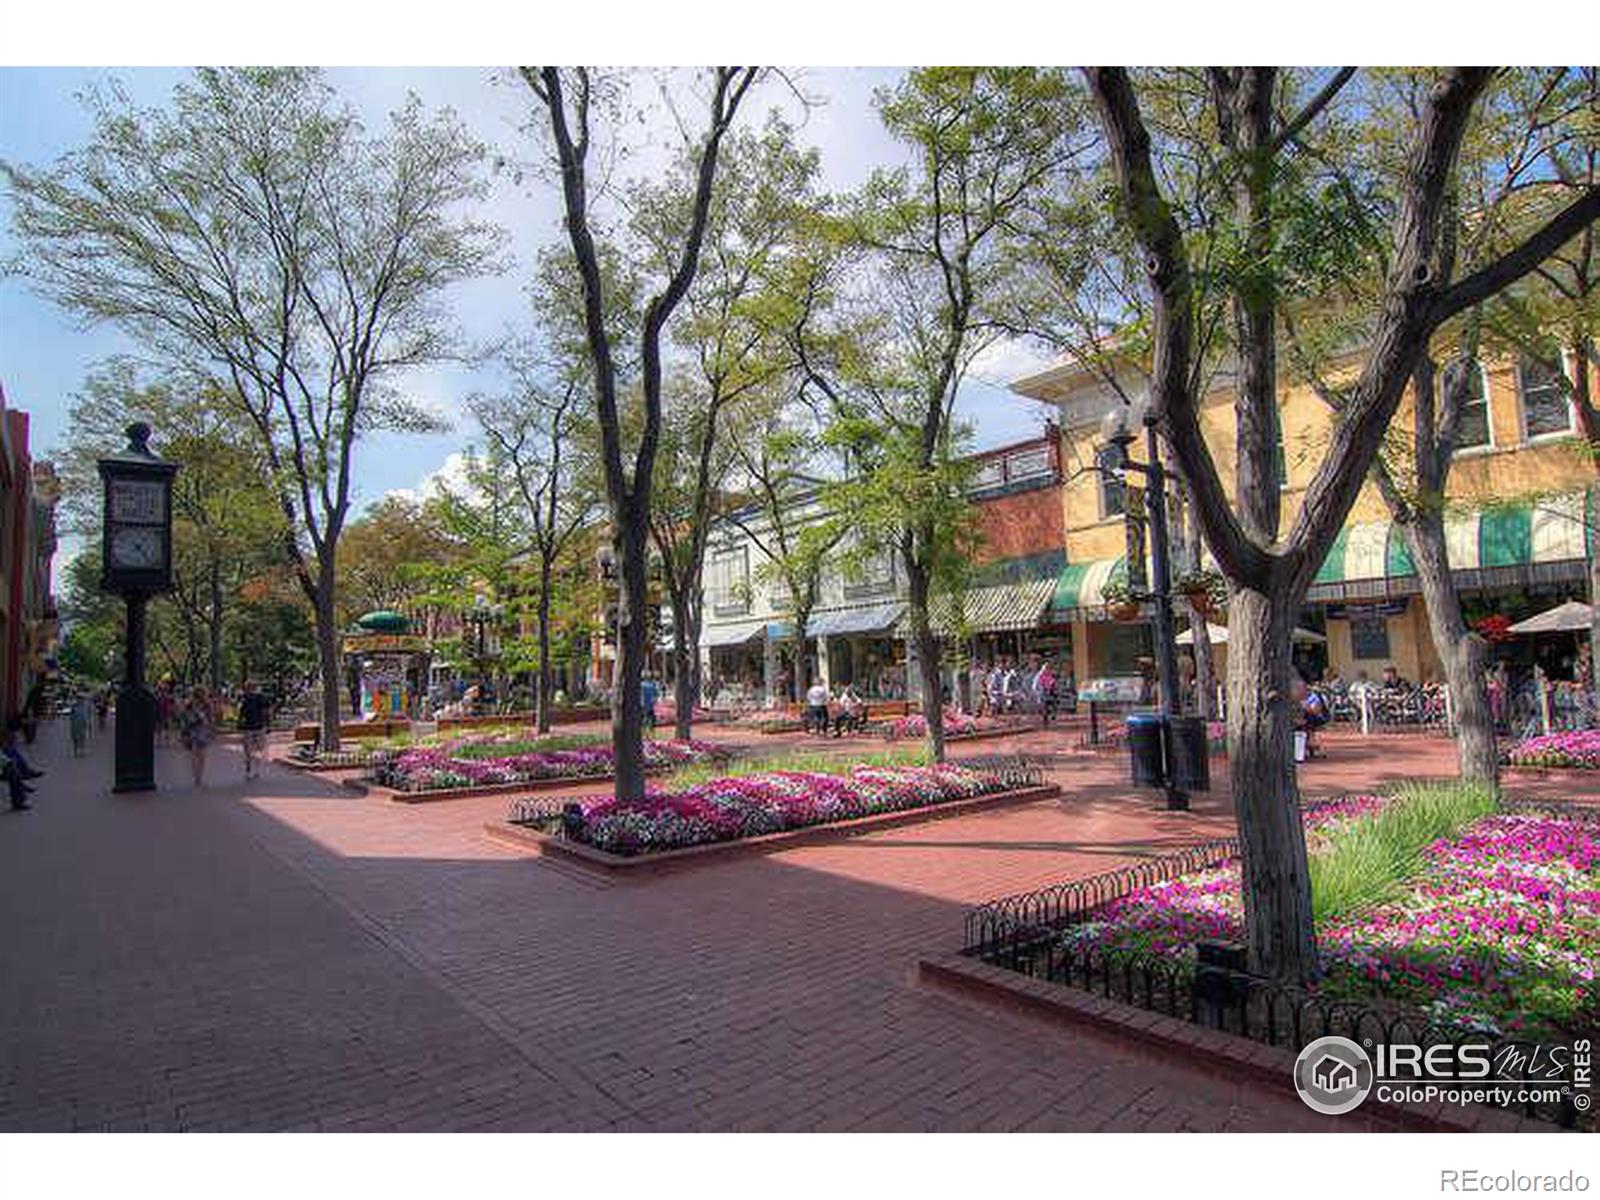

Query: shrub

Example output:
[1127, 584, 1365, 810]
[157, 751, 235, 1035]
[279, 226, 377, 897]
[1309, 781, 1498, 921]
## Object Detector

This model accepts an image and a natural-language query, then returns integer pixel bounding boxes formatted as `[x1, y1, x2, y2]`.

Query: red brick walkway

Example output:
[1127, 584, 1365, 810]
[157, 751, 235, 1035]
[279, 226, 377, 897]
[0, 718, 1586, 1131]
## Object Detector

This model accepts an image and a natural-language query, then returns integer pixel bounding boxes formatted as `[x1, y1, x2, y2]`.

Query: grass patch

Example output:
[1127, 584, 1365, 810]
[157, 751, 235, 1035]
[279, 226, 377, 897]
[1309, 780, 1498, 921]
[659, 744, 933, 791]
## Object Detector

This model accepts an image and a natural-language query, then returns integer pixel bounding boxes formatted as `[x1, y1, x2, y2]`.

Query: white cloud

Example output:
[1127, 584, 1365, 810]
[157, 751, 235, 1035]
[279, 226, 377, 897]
[967, 337, 1056, 391]
[384, 449, 475, 506]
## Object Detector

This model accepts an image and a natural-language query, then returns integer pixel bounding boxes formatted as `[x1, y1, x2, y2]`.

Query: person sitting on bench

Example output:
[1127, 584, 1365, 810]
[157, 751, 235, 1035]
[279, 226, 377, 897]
[832, 684, 867, 736]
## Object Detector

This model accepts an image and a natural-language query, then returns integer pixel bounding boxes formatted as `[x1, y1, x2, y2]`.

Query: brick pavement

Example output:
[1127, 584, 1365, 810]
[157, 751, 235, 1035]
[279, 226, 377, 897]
[1, 717, 1585, 1132]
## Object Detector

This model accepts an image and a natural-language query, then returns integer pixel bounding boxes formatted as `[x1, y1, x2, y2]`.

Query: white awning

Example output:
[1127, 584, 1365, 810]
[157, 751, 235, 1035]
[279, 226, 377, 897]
[701, 618, 768, 648]
[808, 603, 906, 638]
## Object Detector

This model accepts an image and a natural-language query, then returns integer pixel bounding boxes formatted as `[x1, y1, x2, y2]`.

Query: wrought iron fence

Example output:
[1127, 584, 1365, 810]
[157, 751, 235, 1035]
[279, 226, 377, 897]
[963, 836, 1239, 957]
[959, 798, 1597, 1130]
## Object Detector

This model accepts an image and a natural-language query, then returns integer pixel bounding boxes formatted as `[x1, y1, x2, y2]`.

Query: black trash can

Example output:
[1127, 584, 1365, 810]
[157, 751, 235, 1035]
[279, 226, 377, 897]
[1165, 715, 1211, 793]
[1126, 712, 1166, 787]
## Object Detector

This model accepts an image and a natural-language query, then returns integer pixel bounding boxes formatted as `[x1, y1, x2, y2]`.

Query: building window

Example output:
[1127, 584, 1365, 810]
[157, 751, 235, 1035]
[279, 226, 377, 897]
[1519, 355, 1572, 440]
[1349, 614, 1390, 660]
[842, 543, 896, 599]
[1441, 360, 1491, 450]
[970, 459, 1004, 491]
[1096, 445, 1126, 519]
[709, 546, 750, 615]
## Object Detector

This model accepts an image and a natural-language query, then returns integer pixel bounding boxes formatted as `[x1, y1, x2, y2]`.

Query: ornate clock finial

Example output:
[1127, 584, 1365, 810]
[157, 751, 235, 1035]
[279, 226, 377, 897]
[126, 422, 153, 455]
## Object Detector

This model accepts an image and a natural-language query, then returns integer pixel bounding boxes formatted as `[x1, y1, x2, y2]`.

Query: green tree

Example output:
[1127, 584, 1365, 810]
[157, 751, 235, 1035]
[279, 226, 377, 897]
[1085, 66, 1600, 982]
[468, 346, 602, 732]
[520, 66, 761, 800]
[57, 363, 293, 691]
[4, 68, 502, 748]
[641, 115, 822, 739]
[814, 67, 1084, 760]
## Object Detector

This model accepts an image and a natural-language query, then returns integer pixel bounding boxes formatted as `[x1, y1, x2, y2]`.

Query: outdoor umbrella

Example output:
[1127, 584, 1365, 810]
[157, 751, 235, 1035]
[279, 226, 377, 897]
[1507, 599, 1594, 635]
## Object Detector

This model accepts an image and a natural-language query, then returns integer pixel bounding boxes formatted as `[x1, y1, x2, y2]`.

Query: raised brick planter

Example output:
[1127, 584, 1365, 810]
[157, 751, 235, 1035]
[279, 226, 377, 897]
[914, 952, 1552, 1134]
[349, 773, 632, 804]
[485, 782, 1063, 877]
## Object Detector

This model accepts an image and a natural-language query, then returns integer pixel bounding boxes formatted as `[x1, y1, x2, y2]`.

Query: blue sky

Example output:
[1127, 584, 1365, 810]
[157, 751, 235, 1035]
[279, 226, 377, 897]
[0, 67, 1056, 572]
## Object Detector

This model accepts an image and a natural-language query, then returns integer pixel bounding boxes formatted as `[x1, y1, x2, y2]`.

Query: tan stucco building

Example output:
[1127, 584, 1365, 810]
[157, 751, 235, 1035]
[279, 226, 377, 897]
[1010, 349, 1600, 689]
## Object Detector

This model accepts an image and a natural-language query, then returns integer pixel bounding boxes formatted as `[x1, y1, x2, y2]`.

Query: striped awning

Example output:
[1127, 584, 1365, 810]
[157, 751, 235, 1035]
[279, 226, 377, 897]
[807, 602, 906, 638]
[701, 618, 769, 648]
[1052, 557, 1130, 612]
[917, 579, 1056, 637]
[1310, 492, 1593, 600]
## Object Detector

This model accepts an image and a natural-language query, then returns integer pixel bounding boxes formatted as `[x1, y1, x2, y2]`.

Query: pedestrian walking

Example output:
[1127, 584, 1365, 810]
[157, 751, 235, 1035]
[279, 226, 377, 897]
[640, 673, 660, 732]
[1037, 659, 1059, 726]
[95, 684, 111, 731]
[177, 686, 218, 788]
[69, 691, 91, 757]
[237, 678, 272, 780]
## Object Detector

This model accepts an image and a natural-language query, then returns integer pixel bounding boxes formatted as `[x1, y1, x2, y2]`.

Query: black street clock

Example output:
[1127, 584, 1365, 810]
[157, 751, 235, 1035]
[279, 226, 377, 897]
[97, 422, 178, 792]
[99, 423, 177, 593]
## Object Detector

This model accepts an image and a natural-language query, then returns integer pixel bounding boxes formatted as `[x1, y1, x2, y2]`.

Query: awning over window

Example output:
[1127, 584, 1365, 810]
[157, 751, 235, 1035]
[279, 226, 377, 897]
[1052, 556, 1129, 613]
[700, 618, 769, 648]
[807, 602, 906, 638]
[1309, 492, 1593, 601]
[915, 579, 1056, 636]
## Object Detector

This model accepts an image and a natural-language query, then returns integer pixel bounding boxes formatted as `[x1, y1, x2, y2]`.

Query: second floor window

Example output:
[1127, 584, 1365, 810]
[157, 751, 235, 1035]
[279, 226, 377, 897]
[1096, 445, 1126, 519]
[709, 546, 750, 614]
[843, 544, 896, 598]
[1519, 356, 1572, 440]
[1441, 360, 1490, 450]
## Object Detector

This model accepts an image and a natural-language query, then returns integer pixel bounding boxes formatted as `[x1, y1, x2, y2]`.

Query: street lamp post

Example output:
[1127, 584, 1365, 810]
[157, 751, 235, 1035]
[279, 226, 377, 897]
[97, 423, 178, 793]
[1101, 401, 1190, 812]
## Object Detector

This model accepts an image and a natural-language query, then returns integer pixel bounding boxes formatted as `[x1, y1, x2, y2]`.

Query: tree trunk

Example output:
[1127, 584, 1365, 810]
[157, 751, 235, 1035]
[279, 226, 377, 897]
[1403, 511, 1499, 785]
[208, 554, 225, 693]
[535, 562, 554, 734]
[688, 594, 704, 721]
[1185, 494, 1217, 720]
[313, 563, 343, 752]
[672, 604, 694, 742]
[1227, 586, 1316, 982]
[611, 517, 650, 801]
[1188, 601, 1215, 719]
[904, 554, 946, 762]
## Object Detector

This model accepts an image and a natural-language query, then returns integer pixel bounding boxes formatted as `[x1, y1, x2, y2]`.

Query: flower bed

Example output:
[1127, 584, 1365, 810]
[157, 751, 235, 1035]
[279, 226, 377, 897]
[1504, 729, 1600, 770]
[1056, 796, 1598, 1040]
[882, 711, 1030, 740]
[540, 763, 1013, 857]
[373, 732, 730, 793]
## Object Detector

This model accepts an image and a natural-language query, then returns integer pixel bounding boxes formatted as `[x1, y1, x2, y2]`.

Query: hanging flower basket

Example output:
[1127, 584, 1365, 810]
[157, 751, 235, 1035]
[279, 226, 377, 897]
[1102, 582, 1142, 623]
[1174, 568, 1227, 617]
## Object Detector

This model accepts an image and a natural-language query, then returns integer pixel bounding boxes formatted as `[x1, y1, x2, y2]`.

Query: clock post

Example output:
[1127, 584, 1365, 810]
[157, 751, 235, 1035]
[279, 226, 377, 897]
[97, 423, 178, 793]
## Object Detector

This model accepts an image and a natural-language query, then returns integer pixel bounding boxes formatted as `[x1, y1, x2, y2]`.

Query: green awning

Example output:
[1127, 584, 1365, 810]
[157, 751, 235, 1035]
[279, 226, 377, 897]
[1310, 492, 1592, 596]
[1052, 556, 1128, 611]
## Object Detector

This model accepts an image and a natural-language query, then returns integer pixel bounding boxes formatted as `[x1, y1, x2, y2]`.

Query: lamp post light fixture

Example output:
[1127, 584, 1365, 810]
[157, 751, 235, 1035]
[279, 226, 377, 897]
[1099, 397, 1190, 811]
[465, 593, 505, 694]
[97, 422, 178, 793]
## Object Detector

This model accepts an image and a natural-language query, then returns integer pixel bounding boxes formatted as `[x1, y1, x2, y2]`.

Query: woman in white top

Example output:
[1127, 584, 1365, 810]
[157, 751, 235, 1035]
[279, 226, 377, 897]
[804, 680, 830, 735]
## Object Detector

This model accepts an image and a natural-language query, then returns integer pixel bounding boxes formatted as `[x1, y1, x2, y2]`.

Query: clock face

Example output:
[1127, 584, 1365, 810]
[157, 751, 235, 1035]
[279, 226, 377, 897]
[110, 526, 164, 570]
[109, 478, 167, 524]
